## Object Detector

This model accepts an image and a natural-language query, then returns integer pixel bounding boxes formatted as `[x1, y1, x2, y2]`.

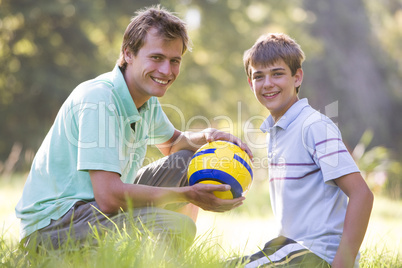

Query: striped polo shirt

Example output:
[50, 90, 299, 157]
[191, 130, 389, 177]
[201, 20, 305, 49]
[260, 98, 360, 264]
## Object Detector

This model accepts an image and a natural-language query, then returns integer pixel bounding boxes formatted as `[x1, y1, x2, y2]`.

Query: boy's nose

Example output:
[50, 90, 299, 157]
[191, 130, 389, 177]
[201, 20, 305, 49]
[263, 76, 274, 88]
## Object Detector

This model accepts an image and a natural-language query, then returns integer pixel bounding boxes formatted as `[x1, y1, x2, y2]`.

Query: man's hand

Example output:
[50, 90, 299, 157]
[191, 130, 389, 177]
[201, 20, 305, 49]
[183, 183, 245, 212]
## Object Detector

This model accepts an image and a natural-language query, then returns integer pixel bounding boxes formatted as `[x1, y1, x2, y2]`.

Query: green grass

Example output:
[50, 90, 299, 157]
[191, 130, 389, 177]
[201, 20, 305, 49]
[1, 174, 401, 267]
[0, 229, 229, 268]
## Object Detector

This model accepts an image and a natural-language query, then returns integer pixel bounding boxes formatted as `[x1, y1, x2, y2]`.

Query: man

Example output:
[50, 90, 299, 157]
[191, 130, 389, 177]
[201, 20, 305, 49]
[16, 6, 251, 250]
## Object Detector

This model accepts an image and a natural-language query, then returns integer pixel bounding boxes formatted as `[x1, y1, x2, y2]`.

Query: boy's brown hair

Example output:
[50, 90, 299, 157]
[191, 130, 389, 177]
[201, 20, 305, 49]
[117, 5, 191, 72]
[243, 33, 305, 93]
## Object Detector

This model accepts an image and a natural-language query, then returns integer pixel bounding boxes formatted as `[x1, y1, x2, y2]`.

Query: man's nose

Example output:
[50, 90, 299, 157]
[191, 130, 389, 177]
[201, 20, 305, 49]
[159, 60, 172, 76]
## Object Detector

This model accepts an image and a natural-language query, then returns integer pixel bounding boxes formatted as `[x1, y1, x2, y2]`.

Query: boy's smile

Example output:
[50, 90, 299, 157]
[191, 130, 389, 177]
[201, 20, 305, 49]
[248, 58, 303, 123]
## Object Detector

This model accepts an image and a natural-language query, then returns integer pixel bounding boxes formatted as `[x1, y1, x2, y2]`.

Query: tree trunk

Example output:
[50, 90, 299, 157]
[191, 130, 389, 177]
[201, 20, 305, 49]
[302, 0, 393, 148]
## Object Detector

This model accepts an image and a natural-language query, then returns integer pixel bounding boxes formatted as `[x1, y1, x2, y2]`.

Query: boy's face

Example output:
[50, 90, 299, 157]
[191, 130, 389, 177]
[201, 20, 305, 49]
[123, 27, 183, 108]
[248, 58, 303, 122]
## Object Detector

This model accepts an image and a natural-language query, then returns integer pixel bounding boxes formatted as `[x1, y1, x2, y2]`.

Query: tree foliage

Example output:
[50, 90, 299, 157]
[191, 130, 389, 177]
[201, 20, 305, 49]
[1, 0, 401, 185]
[0, 0, 157, 161]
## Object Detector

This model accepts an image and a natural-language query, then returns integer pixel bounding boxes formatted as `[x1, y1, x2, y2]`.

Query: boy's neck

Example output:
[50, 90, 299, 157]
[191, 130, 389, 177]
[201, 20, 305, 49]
[270, 96, 299, 123]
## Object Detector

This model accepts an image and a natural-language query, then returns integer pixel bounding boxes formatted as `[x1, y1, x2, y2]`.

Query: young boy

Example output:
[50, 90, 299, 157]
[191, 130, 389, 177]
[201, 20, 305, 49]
[241, 33, 373, 267]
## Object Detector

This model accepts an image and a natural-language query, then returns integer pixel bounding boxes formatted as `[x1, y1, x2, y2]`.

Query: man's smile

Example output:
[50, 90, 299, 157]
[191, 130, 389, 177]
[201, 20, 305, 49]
[151, 76, 170, 85]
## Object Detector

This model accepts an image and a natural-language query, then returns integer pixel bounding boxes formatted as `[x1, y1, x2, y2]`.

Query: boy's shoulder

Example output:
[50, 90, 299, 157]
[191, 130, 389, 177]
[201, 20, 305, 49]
[296, 102, 335, 130]
[288, 100, 342, 146]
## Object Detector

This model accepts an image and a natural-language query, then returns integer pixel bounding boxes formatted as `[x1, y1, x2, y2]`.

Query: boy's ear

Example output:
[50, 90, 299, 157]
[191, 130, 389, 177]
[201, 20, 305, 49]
[247, 77, 254, 91]
[294, 68, 304, 88]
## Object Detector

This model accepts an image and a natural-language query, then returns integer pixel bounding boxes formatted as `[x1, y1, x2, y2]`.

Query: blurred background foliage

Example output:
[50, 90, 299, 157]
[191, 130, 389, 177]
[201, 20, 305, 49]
[1, 0, 401, 198]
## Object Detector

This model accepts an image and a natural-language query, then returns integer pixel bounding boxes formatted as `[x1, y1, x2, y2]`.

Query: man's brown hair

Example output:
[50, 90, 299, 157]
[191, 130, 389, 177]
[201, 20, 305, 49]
[117, 5, 191, 71]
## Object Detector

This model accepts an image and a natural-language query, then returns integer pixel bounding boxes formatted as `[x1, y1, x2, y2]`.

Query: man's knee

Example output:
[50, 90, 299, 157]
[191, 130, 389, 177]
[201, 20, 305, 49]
[174, 149, 194, 161]
[175, 213, 197, 240]
[137, 207, 196, 245]
[169, 149, 194, 170]
[166, 213, 197, 249]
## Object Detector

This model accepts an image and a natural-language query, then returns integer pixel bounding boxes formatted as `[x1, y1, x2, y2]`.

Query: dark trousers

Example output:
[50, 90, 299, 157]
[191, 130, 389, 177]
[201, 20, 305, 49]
[231, 236, 331, 268]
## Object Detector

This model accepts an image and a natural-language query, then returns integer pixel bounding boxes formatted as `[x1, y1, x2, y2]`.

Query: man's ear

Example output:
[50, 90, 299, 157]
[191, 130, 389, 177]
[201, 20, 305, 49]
[294, 68, 304, 88]
[124, 49, 133, 64]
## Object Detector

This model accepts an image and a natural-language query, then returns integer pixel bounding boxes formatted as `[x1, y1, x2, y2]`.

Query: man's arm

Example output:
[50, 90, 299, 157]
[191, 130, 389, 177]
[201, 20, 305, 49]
[153, 128, 251, 221]
[156, 128, 253, 158]
[89, 170, 245, 214]
[90, 128, 250, 215]
[332, 172, 374, 268]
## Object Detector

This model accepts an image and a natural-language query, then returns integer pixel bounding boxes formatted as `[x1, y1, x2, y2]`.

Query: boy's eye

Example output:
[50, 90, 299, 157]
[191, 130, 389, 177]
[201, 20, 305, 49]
[273, 72, 284, 76]
[151, 56, 162, 60]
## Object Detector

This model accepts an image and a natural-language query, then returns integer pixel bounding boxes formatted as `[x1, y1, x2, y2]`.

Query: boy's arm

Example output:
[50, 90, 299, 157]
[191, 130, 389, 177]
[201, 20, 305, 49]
[332, 172, 374, 268]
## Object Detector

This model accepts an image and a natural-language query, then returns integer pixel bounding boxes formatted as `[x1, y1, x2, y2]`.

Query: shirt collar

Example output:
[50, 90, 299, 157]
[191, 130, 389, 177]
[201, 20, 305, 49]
[260, 98, 310, 133]
[111, 65, 150, 122]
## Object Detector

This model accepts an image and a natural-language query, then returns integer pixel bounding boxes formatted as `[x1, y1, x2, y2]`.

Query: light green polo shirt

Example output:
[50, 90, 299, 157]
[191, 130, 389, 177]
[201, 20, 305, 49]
[15, 65, 175, 239]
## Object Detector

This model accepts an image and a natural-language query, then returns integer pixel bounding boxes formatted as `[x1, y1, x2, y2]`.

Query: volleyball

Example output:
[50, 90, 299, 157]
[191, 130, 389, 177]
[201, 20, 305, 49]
[187, 141, 253, 199]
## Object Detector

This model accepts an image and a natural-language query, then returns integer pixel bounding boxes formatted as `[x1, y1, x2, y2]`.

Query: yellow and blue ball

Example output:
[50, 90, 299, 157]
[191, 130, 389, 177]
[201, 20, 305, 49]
[187, 141, 253, 199]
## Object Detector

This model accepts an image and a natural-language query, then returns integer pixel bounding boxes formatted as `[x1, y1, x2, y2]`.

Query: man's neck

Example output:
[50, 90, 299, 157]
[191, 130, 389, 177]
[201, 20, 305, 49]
[122, 69, 149, 109]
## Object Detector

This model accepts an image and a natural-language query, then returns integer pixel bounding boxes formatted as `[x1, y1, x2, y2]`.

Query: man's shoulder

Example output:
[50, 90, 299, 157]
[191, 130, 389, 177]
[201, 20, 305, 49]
[70, 76, 116, 104]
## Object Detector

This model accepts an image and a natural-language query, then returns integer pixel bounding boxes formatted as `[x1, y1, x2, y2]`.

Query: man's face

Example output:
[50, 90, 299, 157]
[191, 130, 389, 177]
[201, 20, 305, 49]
[248, 58, 303, 122]
[124, 28, 183, 107]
